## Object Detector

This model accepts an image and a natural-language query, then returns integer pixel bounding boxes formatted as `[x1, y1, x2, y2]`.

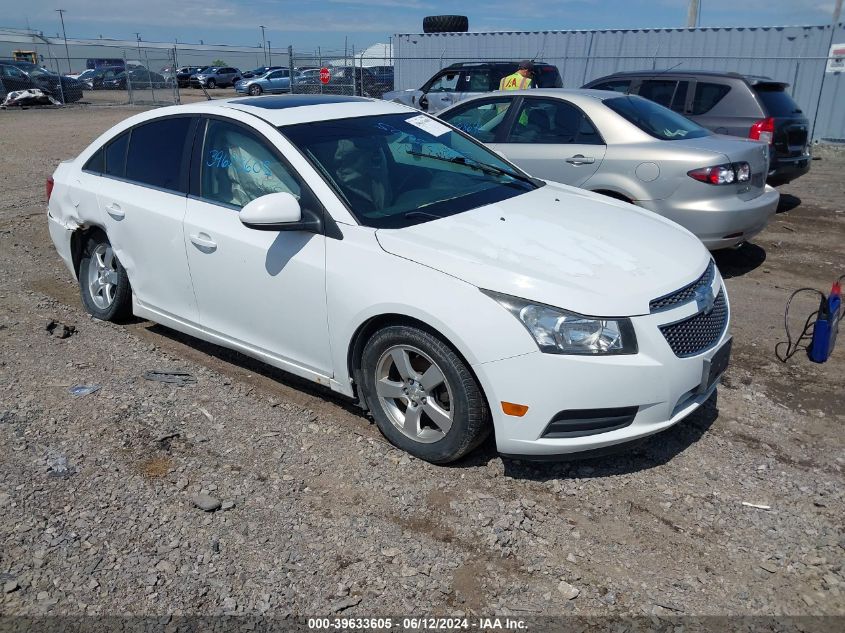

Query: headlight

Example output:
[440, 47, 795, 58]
[483, 290, 638, 355]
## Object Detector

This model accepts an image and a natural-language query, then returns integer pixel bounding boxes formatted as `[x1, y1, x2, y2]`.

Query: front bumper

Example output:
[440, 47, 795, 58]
[637, 185, 779, 250]
[473, 277, 730, 458]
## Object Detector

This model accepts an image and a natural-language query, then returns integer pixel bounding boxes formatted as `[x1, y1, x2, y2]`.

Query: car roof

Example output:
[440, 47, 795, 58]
[587, 69, 787, 85]
[444, 61, 557, 70]
[450, 88, 627, 107]
[149, 94, 417, 126]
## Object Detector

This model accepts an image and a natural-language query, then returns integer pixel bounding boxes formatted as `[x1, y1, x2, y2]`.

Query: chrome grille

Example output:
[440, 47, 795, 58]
[659, 290, 728, 357]
[649, 260, 716, 313]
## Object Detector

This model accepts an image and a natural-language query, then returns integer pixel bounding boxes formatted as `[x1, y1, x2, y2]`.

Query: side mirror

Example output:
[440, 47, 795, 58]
[239, 192, 321, 233]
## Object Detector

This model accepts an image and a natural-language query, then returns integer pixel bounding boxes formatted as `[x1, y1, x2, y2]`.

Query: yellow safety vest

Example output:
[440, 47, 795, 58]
[499, 72, 532, 91]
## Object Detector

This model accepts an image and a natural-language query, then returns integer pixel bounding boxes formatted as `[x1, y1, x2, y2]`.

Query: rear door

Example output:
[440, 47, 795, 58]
[93, 116, 199, 321]
[495, 96, 607, 186]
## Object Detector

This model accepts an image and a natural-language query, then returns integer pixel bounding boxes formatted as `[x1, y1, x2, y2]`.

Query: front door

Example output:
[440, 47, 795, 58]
[183, 117, 332, 375]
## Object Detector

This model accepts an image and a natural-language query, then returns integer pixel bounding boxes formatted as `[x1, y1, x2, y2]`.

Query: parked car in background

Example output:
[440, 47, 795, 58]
[86, 58, 125, 70]
[0, 63, 38, 99]
[368, 65, 394, 90]
[439, 89, 779, 250]
[296, 66, 390, 98]
[0, 60, 83, 103]
[385, 61, 563, 113]
[583, 70, 811, 185]
[190, 67, 242, 89]
[47, 95, 730, 463]
[241, 65, 284, 79]
[102, 68, 168, 90]
[176, 66, 204, 88]
[89, 66, 126, 90]
[235, 68, 293, 96]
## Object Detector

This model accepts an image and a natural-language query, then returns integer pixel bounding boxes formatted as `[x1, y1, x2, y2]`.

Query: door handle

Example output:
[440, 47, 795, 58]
[105, 203, 125, 219]
[189, 233, 217, 251]
[566, 155, 595, 165]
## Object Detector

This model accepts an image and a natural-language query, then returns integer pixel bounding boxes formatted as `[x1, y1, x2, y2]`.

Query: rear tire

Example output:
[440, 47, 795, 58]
[361, 325, 490, 464]
[78, 231, 132, 322]
[423, 15, 469, 33]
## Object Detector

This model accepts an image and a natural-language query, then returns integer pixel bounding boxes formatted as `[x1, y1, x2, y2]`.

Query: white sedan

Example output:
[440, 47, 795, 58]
[47, 95, 732, 463]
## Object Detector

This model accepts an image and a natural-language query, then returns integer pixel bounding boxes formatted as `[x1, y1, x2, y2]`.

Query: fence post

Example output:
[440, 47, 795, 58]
[173, 46, 181, 104]
[288, 45, 295, 95]
[124, 51, 132, 105]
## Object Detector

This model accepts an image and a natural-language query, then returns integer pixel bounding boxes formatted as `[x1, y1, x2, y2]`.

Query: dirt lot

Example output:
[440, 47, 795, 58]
[0, 103, 843, 618]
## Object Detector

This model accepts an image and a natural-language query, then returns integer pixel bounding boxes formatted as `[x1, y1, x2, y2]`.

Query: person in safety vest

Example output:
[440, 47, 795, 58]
[499, 60, 534, 90]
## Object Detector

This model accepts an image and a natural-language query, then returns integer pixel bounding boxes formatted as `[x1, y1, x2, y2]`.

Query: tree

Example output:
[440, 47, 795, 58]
[211, 59, 227, 66]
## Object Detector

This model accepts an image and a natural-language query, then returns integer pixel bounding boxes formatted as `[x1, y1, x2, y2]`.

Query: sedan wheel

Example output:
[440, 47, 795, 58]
[249, 84, 262, 96]
[79, 232, 132, 321]
[361, 325, 490, 463]
[206, 79, 216, 89]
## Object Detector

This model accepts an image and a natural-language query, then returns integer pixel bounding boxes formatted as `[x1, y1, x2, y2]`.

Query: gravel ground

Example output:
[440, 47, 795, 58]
[0, 104, 843, 618]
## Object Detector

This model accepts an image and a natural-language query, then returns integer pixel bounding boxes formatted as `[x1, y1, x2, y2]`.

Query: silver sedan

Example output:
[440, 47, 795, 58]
[438, 89, 780, 250]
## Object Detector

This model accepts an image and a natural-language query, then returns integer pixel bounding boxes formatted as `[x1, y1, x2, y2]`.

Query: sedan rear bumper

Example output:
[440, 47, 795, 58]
[637, 185, 780, 250]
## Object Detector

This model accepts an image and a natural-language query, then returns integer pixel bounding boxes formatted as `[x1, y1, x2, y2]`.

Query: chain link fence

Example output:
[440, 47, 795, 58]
[287, 47, 393, 99]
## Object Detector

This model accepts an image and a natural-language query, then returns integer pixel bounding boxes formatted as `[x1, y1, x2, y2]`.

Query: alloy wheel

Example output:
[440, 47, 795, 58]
[86, 243, 119, 310]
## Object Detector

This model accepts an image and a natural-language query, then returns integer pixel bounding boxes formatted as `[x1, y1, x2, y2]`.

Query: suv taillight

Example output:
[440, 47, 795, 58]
[688, 162, 751, 185]
[749, 117, 775, 144]
[46, 176, 54, 203]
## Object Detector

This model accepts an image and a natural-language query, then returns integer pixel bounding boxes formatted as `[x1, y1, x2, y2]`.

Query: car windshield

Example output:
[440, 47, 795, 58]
[281, 113, 538, 229]
[604, 95, 710, 140]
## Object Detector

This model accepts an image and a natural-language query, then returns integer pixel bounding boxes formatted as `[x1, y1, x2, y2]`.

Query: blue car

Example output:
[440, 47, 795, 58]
[234, 69, 293, 96]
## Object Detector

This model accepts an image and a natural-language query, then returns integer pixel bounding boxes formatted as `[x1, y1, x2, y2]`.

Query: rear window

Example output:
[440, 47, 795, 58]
[604, 95, 710, 141]
[105, 132, 129, 178]
[534, 65, 563, 88]
[125, 117, 194, 192]
[691, 82, 731, 115]
[754, 85, 802, 116]
[590, 79, 631, 93]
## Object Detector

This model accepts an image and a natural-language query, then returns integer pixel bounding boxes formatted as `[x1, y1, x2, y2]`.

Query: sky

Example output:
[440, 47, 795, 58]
[1, 0, 839, 51]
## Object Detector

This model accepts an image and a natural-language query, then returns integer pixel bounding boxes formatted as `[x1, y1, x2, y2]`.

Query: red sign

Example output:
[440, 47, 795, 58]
[319, 67, 330, 84]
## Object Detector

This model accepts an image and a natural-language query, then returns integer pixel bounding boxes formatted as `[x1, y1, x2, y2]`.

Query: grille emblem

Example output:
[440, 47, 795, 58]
[695, 286, 715, 315]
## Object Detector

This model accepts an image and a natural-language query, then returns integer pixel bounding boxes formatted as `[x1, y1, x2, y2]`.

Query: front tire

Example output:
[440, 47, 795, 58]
[249, 84, 262, 96]
[361, 325, 490, 464]
[206, 79, 216, 89]
[78, 232, 132, 322]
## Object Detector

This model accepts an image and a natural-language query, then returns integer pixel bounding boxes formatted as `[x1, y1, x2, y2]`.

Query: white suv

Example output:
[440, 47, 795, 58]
[46, 95, 731, 463]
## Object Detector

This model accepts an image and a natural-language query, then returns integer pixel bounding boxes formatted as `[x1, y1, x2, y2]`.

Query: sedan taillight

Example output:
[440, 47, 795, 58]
[749, 117, 775, 144]
[687, 162, 751, 185]
[46, 176, 54, 203]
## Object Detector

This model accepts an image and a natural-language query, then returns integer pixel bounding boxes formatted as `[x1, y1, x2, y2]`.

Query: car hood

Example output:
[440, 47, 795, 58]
[375, 183, 711, 317]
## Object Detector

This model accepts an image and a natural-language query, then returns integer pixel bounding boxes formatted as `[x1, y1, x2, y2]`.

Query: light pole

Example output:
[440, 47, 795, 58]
[134, 32, 142, 62]
[259, 25, 267, 65]
[267, 40, 272, 66]
[56, 9, 71, 74]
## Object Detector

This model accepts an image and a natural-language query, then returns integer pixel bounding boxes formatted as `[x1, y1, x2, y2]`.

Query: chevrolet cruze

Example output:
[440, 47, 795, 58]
[47, 95, 732, 463]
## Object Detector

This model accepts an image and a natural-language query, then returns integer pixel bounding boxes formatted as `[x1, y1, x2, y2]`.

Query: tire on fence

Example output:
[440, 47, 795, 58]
[422, 15, 469, 33]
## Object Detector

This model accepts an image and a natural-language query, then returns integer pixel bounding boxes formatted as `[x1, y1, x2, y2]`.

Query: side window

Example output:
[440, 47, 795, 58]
[507, 99, 603, 145]
[267, 71, 284, 79]
[438, 98, 512, 143]
[638, 80, 679, 109]
[427, 72, 460, 93]
[535, 67, 563, 89]
[463, 71, 491, 92]
[691, 82, 731, 115]
[6, 67, 27, 79]
[83, 148, 105, 173]
[200, 119, 302, 209]
[104, 132, 129, 178]
[125, 117, 194, 193]
[592, 79, 631, 93]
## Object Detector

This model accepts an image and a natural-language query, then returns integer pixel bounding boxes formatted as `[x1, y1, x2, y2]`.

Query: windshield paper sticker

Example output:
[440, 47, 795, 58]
[405, 115, 451, 137]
